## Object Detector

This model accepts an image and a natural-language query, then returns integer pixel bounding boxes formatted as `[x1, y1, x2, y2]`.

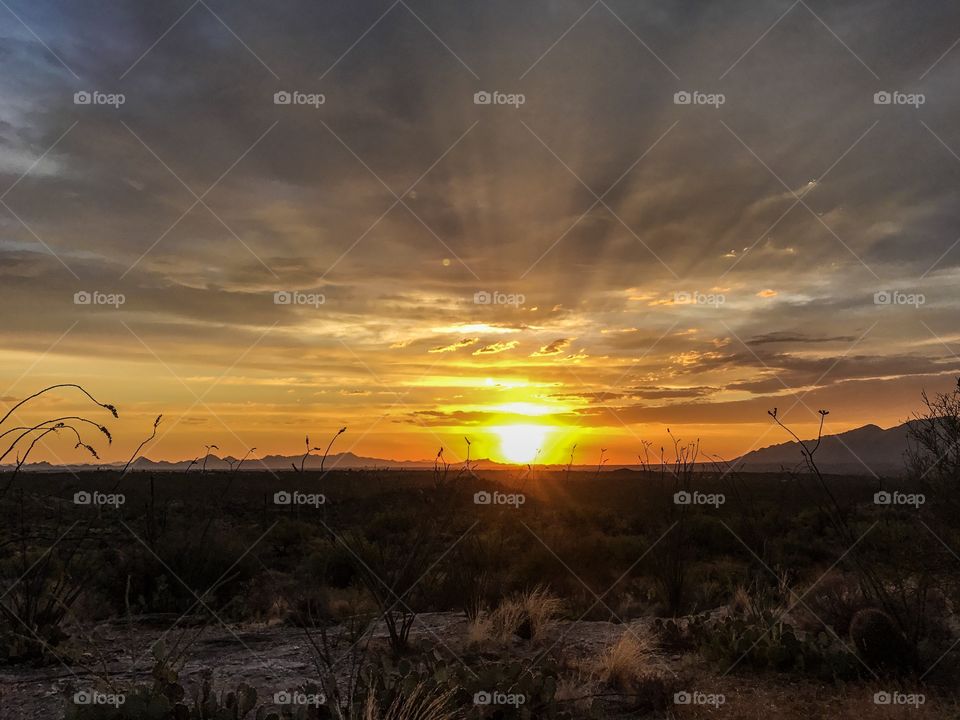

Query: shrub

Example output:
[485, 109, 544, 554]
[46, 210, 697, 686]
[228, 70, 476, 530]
[0, 532, 89, 662]
[798, 571, 869, 636]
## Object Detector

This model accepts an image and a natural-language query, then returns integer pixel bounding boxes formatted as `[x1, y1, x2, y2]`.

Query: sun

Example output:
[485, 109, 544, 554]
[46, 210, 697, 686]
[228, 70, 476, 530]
[495, 424, 551, 464]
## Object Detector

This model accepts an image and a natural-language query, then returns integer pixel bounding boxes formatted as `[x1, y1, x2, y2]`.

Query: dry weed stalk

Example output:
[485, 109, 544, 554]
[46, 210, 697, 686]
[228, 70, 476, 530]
[120, 414, 162, 476]
[565, 444, 577, 481]
[0, 384, 118, 493]
[293, 427, 347, 472]
[201, 443, 219, 473]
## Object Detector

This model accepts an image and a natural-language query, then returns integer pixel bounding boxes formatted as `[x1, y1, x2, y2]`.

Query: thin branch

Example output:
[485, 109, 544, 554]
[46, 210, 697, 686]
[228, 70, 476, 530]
[121, 415, 162, 476]
[320, 427, 347, 473]
[0, 384, 117, 428]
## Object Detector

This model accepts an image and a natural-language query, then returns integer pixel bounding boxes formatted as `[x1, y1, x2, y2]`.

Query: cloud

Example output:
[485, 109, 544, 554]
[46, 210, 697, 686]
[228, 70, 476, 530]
[576, 374, 960, 428]
[472, 341, 519, 355]
[631, 385, 718, 400]
[428, 338, 479, 353]
[2, 1, 960, 463]
[748, 332, 857, 346]
[530, 338, 573, 357]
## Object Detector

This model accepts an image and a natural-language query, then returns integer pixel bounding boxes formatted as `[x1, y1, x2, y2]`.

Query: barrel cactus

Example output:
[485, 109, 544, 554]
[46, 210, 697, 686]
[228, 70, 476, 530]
[849, 608, 911, 671]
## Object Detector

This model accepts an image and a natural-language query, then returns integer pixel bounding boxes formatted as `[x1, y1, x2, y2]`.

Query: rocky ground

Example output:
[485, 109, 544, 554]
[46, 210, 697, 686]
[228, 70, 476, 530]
[1, 613, 958, 719]
[0, 612, 638, 718]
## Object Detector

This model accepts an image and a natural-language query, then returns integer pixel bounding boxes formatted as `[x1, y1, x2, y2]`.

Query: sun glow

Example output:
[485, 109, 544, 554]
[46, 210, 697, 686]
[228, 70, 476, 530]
[494, 424, 552, 464]
[492, 401, 569, 416]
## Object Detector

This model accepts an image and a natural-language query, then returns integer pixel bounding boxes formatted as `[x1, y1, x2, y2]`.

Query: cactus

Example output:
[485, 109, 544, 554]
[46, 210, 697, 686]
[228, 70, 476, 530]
[849, 608, 912, 671]
[65, 664, 265, 720]
[685, 612, 861, 680]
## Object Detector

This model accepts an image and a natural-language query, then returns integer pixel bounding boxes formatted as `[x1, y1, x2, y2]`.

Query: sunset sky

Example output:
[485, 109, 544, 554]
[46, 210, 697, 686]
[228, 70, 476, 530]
[2, 1, 960, 465]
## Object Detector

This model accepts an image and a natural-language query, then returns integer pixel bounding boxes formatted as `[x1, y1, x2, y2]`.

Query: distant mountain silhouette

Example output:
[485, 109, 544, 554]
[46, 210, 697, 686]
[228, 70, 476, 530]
[2, 451, 516, 472]
[3, 423, 918, 476]
[732, 421, 916, 476]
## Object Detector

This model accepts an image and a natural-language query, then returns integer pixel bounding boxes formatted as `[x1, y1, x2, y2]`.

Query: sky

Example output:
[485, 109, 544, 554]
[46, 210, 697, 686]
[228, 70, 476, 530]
[2, 0, 960, 466]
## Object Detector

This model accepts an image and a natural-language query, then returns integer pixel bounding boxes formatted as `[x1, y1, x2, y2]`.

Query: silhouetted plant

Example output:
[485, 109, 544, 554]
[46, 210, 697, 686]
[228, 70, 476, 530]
[293, 427, 347, 472]
[321, 426, 347, 472]
[565, 444, 577, 481]
[0, 384, 118, 493]
[767, 406, 937, 670]
[637, 440, 653, 472]
[908, 377, 960, 499]
[594, 448, 608, 479]
[342, 446, 467, 654]
[120, 414, 162, 476]
[201, 444, 219, 473]
[650, 430, 700, 614]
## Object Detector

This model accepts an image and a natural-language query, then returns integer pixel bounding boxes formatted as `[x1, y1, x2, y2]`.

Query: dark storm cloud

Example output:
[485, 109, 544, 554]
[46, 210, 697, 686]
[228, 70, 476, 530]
[2, 0, 956, 284]
[748, 332, 858, 346]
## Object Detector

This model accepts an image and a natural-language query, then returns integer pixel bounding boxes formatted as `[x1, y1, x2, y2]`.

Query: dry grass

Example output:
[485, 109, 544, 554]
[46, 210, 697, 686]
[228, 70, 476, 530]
[554, 671, 596, 714]
[488, 597, 526, 641]
[728, 573, 791, 623]
[361, 680, 460, 720]
[729, 585, 752, 615]
[592, 629, 657, 692]
[466, 585, 562, 645]
[465, 611, 495, 646]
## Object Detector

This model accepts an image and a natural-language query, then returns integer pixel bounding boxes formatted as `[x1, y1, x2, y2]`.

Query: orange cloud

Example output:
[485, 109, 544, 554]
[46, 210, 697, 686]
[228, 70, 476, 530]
[473, 341, 520, 355]
[428, 338, 479, 353]
[531, 338, 573, 357]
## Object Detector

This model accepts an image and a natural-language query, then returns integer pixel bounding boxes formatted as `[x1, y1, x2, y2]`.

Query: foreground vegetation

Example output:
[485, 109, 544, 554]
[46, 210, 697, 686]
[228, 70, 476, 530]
[2, 381, 960, 717]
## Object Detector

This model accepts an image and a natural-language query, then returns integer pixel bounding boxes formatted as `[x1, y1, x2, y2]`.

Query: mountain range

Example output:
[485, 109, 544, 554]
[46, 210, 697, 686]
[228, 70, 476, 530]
[731, 420, 915, 476]
[4, 421, 918, 476]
